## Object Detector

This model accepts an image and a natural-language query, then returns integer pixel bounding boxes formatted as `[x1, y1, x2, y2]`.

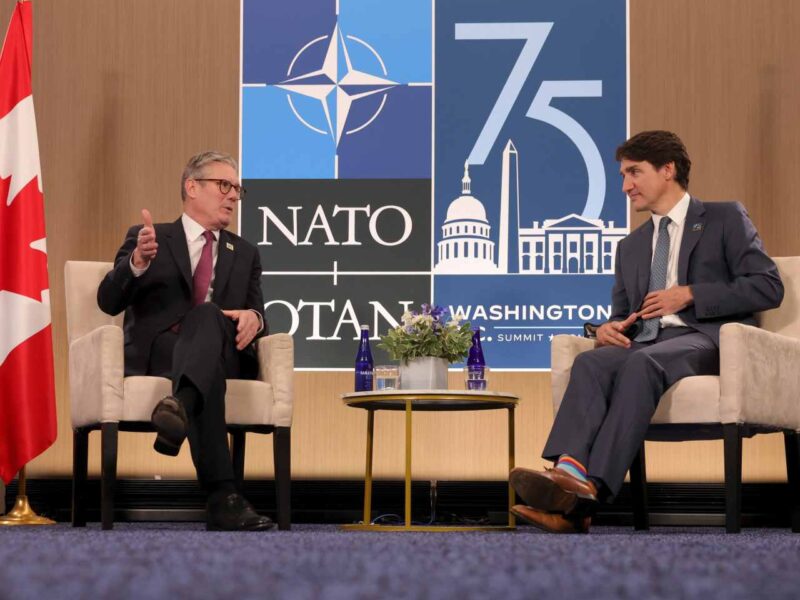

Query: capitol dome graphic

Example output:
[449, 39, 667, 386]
[435, 162, 499, 273]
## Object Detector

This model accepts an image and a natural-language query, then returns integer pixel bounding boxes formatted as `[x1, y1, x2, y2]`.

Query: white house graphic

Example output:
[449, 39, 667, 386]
[435, 140, 626, 275]
[519, 215, 626, 274]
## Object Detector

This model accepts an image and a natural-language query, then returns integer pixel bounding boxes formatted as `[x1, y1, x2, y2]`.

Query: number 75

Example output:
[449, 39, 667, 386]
[455, 23, 605, 219]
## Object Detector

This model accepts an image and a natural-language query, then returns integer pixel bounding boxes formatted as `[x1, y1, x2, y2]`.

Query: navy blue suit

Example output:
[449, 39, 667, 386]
[97, 218, 266, 486]
[543, 198, 783, 498]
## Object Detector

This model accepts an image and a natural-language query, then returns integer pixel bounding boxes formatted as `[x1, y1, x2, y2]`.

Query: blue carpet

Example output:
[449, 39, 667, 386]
[1, 524, 800, 599]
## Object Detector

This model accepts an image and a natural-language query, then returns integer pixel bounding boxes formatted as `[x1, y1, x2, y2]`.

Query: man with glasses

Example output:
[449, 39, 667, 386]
[97, 151, 273, 531]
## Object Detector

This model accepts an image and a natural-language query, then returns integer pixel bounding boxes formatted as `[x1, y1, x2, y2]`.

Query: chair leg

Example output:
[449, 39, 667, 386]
[783, 430, 800, 533]
[72, 428, 89, 527]
[230, 429, 246, 491]
[629, 444, 650, 530]
[723, 423, 743, 533]
[101, 422, 118, 531]
[273, 426, 291, 531]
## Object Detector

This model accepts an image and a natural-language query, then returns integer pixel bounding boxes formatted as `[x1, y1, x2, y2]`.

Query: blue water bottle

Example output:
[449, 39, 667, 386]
[466, 328, 486, 390]
[354, 325, 374, 391]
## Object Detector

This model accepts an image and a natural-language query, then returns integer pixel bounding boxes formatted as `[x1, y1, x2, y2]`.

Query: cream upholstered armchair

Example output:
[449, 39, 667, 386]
[551, 256, 800, 533]
[64, 261, 294, 530]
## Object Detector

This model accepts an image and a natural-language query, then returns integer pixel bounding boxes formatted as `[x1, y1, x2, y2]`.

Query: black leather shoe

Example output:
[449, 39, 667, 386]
[206, 492, 275, 531]
[151, 395, 188, 456]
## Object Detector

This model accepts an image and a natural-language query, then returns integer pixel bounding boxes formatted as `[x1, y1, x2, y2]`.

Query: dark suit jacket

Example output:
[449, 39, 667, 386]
[610, 197, 784, 345]
[97, 218, 266, 375]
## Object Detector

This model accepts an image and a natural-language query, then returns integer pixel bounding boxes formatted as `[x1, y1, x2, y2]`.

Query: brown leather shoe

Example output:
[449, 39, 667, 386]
[511, 504, 591, 533]
[510, 466, 598, 516]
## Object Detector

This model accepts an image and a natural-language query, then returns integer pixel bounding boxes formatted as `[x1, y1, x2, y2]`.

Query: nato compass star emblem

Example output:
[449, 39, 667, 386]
[275, 25, 397, 148]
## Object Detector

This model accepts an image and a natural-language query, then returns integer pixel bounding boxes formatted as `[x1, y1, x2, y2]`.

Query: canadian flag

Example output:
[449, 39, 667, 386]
[0, 0, 56, 485]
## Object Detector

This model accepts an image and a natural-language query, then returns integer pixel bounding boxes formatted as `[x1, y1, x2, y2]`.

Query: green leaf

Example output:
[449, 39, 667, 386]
[377, 308, 473, 363]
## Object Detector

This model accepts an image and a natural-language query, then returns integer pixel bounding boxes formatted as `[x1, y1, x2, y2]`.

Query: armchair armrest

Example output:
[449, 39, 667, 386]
[68, 325, 125, 428]
[551, 334, 596, 415]
[720, 322, 800, 430]
[255, 333, 294, 427]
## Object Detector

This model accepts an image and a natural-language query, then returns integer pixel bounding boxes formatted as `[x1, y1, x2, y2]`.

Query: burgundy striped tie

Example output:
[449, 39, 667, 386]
[192, 230, 215, 306]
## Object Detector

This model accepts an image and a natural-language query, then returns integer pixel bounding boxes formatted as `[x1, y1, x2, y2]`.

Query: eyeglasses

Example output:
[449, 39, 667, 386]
[194, 178, 246, 198]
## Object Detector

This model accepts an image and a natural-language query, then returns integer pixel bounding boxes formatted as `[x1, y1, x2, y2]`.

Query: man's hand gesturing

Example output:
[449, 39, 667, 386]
[133, 208, 158, 269]
[596, 312, 638, 348]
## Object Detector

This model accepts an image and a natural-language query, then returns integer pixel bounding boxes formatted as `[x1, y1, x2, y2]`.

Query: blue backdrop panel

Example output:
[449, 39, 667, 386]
[432, 0, 627, 369]
[240, 0, 628, 369]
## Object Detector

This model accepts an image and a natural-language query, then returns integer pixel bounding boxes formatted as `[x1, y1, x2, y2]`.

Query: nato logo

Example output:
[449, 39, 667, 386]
[242, 0, 432, 179]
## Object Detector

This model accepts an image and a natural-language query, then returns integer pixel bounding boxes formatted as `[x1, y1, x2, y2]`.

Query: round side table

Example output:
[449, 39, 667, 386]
[342, 389, 519, 532]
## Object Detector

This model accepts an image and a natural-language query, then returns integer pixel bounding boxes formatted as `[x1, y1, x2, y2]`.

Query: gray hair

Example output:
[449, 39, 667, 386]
[181, 151, 238, 200]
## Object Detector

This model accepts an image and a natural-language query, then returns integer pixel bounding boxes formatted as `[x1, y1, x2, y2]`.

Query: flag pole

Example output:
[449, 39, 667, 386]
[0, 466, 55, 526]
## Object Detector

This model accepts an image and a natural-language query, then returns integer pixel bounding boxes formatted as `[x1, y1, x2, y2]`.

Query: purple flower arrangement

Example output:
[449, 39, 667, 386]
[379, 303, 473, 363]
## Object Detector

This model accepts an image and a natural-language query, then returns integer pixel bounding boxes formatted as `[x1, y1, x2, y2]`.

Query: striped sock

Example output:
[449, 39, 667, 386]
[555, 455, 588, 483]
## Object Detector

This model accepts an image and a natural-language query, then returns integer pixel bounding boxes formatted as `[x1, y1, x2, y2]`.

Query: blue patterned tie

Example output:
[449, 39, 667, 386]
[635, 217, 672, 342]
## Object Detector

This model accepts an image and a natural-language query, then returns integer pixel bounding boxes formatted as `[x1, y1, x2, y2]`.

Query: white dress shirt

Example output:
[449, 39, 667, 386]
[650, 192, 691, 328]
[130, 213, 218, 303]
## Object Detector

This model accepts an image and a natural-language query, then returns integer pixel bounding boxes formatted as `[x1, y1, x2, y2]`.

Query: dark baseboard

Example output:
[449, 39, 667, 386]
[3, 478, 795, 527]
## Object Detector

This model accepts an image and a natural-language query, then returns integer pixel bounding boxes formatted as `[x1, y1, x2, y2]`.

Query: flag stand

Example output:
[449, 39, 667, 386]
[0, 466, 55, 526]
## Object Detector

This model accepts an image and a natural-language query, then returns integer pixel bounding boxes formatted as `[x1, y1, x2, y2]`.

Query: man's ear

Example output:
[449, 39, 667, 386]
[660, 161, 676, 181]
[184, 178, 196, 199]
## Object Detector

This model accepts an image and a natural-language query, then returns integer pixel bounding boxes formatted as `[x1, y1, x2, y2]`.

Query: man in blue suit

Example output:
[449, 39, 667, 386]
[510, 131, 784, 533]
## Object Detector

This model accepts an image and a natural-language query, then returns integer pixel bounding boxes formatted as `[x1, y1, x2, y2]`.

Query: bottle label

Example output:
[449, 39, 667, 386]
[466, 364, 486, 390]
[355, 369, 374, 392]
[467, 364, 485, 377]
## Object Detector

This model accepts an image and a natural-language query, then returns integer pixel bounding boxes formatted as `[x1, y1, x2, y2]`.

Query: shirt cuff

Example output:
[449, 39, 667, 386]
[129, 256, 149, 277]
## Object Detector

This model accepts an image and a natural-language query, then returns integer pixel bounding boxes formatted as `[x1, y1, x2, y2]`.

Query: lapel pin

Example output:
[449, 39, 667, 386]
[691, 223, 703, 232]
[226, 242, 234, 251]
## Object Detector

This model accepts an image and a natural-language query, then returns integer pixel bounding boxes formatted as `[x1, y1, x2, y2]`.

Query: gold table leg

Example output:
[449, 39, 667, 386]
[342, 397, 518, 533]
[508, 406, 516, 527]
[404, 399, 412, 528]
[363, 410, 375, 525]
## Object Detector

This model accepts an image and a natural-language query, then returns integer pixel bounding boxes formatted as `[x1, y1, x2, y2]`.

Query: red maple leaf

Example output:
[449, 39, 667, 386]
[0, 174, 48, 300]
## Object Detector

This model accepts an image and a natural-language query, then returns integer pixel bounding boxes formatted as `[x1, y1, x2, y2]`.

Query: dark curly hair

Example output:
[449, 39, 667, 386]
[615, 130, 691, 190]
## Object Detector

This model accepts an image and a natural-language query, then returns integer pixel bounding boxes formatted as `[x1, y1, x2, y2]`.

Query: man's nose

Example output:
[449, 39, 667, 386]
[621, 177, 633, 193]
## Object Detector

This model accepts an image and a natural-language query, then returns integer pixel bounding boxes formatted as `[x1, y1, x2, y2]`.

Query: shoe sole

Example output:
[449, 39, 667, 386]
[152, 410, 186, 457]
[510, 470, 596, 516]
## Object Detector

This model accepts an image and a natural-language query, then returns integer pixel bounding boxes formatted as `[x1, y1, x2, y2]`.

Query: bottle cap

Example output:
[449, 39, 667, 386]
[360, 324, 369, 331]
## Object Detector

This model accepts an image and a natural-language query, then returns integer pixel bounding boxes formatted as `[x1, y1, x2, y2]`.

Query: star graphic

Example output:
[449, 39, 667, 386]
[276, 24, 397, 146]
